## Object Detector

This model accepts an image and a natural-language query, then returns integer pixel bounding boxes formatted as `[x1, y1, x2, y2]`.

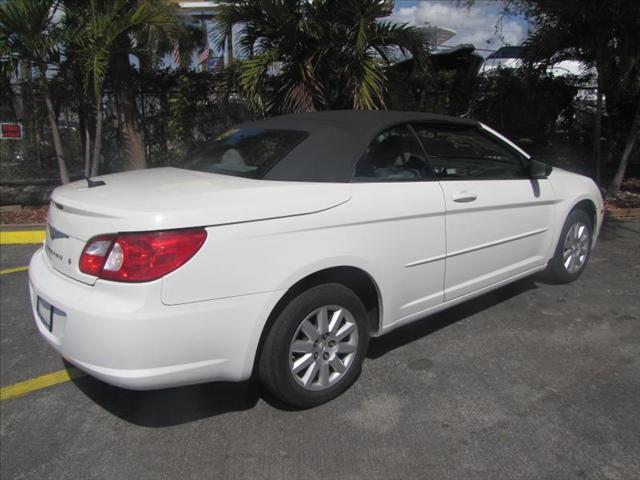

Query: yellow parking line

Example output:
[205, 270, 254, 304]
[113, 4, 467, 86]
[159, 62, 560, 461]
[0, 266, 29, 275]
[0, 230, 45, 244]
[0, 368, 85, 401]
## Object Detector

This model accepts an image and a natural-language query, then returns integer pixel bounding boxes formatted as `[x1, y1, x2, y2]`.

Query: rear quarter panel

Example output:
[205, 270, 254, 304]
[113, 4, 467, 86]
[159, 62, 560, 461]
[161, 183, 447, 333]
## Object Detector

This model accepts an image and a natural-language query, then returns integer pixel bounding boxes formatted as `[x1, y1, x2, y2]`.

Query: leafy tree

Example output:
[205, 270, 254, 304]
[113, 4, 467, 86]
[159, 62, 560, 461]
[471, 67, 577, 145]
[0, 0, 70, 183]
[214, 0, 429, 114]
[503, 0, 640, 195]
[134, 19, 208, 156]
[167, 69, 251, 146]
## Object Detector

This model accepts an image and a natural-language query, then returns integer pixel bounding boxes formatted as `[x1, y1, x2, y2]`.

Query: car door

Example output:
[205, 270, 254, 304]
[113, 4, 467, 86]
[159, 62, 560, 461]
[350, 123, 447, 325]
[412, 122, 556, 301]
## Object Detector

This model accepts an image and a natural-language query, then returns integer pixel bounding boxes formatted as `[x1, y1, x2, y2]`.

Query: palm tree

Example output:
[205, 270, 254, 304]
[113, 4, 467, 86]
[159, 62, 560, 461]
[65, 0, 177, 174]
[0, 0, 70, 183]
[62, 0, 202, 175]
[214, 0, 429, 114]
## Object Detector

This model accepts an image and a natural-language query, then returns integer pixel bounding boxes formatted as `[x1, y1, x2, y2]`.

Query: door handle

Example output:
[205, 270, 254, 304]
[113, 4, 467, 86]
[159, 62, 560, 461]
[451, 192, 478, 203]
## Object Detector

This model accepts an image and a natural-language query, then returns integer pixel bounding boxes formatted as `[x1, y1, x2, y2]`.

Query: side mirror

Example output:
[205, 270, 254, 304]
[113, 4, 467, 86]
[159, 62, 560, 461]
[529, 159, 552, 179]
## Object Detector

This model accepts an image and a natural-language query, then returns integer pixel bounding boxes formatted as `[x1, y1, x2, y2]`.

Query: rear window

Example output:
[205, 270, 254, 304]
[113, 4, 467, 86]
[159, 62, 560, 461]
[181, 128, 308, 178]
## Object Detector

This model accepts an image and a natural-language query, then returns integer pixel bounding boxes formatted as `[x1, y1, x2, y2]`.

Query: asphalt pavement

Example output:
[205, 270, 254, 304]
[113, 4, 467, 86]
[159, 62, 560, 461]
[1, 220, 639, 480]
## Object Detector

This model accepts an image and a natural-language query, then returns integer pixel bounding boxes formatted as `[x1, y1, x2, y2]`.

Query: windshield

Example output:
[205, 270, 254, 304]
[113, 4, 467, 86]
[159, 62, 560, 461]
[181, 127, 308, 179]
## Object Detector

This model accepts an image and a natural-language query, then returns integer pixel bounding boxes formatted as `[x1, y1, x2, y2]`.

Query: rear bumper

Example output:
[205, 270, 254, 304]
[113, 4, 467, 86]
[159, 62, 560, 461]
[28, 248, 283, 390]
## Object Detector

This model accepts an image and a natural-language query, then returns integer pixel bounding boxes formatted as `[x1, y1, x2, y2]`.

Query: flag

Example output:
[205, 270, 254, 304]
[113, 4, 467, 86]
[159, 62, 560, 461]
[198, 48, 210, 65]
[172, 42, 180, 66]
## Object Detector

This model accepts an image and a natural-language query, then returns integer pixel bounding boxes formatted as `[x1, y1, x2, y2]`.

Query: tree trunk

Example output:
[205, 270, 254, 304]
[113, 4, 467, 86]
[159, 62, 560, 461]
[607, 99, 640, 198]
[593, 72, 603, 186]
[113, 53, 146, 171]
[16, 60, 36, 142]
[90, 96, 103, 177]
[160, 88, 169, 153]
[5, 63, 23, 121]
[226, 28, 233, 66]
[223, 28, 234, 126]
[40, 67, 69, 184]
[1, 73, 17, 119]
[14, 60, 30, 122]
[84, 125, 91, 177]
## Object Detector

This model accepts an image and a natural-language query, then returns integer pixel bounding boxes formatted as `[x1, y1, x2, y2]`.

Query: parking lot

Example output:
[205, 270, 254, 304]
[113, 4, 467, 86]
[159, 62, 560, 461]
[1, 220, 639, 480]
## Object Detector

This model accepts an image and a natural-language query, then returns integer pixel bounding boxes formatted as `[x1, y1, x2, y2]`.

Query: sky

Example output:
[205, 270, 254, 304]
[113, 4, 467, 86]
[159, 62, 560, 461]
[388, 0, 529, 55]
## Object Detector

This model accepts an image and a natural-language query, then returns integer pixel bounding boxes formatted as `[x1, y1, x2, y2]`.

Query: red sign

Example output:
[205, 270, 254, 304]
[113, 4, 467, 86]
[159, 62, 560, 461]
[0, 123, 23, 140]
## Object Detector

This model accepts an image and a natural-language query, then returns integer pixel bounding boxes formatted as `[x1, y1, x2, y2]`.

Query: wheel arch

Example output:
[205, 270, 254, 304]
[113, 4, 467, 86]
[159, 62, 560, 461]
[251, 265, 382, 377]
[570, 198, 597, 229]
[547, 196, 599, 264]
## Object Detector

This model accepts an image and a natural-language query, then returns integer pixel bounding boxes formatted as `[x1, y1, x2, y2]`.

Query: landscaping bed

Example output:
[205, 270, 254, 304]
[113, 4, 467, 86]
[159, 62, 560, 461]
[0, 205, 48, 225]
[606, 178, 640, 208]
[605, 178, 640, 220]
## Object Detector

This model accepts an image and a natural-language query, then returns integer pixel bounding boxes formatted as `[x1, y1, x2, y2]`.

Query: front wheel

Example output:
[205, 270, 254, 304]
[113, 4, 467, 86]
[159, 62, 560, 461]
[547, 209, 593, 283]
[258, 283, 370, 408]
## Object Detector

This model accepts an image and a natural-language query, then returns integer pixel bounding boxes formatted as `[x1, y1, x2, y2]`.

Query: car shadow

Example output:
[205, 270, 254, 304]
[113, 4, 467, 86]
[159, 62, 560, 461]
[68, 369, 265, 427]
[367, 276, 538, 359]
[68, 277, 538, 425]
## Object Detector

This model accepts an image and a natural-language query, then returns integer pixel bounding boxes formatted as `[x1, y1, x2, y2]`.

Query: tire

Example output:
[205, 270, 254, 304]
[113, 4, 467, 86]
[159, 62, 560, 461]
[547, 209, 593, 283]
[258, 283, 370, 408]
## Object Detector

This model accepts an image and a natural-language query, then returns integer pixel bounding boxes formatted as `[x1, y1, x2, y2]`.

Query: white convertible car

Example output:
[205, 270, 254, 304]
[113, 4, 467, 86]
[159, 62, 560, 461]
[29, 111, 603, 407]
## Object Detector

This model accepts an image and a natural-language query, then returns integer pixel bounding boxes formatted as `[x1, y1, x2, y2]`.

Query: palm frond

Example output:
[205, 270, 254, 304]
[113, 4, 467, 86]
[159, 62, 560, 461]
[349, 52, 386, 110]
[211, 0, 430, 112]
[68, 0, 179, 99]
[0, 0, 62, 65]
[522, 21, 583, 67]
[238, 48, 280, 114]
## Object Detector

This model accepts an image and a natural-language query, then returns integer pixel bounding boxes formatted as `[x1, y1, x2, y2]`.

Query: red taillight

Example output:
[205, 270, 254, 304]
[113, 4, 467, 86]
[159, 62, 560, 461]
[79, 234, 116, 276]
[79, 229, 207, 282]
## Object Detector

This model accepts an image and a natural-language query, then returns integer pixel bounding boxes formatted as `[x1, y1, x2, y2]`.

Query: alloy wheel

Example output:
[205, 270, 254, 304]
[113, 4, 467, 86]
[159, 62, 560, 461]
[289, 305, 359, 391]
[562, 221, 590, 274]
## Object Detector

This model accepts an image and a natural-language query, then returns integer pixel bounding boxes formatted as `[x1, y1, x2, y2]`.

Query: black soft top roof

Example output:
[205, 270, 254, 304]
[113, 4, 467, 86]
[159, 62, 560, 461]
[243, 110, 480, 182]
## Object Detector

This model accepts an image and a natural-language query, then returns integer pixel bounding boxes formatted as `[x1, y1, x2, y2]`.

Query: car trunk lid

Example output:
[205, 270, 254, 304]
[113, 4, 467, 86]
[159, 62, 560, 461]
[45, 167, 351, 285]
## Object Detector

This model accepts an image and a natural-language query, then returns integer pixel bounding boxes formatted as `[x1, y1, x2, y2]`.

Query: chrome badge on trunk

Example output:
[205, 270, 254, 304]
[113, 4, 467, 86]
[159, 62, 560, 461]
[48, 224, 69, 241]
[45, 224, 68, 264]
[44, 220, 98, 285]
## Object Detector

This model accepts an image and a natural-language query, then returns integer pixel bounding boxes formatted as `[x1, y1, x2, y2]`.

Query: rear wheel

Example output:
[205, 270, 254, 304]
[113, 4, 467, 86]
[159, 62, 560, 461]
[547, 209, 593, 283]
[258, 283, 369, 408]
